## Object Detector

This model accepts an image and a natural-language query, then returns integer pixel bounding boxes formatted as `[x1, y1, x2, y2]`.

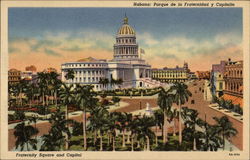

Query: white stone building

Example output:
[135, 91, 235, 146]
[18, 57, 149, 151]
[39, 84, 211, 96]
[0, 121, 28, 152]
[61, 16, 162, 91]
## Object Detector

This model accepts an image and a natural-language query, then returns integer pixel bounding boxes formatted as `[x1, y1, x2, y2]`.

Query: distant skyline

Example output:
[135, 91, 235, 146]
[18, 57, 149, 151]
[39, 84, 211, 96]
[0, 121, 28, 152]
[9, 8, 243, 72]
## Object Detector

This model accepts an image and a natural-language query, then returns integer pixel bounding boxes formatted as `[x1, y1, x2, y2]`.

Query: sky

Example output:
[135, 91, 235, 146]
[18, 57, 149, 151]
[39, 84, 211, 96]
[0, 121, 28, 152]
[8, 8, 243, 72]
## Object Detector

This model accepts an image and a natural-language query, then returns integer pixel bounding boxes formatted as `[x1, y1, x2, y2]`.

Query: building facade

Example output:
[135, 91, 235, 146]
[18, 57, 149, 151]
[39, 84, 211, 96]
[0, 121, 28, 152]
[211, 60, 226, 97]
[8, 69, 21, 85]
[61, 16, 160, 91]
[222, 59, 243, 107]
[151, 62, 190, 83]
[196, 71, 210, 80]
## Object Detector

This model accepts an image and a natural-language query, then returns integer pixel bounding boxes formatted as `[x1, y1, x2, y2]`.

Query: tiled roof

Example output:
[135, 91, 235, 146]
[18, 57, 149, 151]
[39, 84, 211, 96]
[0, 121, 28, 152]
[222, 94, 243, 108]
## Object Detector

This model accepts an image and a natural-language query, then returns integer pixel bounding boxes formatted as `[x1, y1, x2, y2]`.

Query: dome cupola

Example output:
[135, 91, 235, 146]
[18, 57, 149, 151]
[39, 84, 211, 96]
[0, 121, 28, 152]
[117, 16, 135, 36]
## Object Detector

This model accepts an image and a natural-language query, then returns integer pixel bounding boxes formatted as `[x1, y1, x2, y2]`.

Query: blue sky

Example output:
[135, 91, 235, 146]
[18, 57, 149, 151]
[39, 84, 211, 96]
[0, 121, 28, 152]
[8, 7, 243, 71]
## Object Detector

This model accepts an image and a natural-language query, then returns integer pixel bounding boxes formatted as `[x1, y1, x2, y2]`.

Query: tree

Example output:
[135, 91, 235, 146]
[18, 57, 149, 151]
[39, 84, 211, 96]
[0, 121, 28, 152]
[99, 78, 109, 90]
[153, 109, 163, 146]
[112, 96, 121, 106]
[117, 112, 132, 148]
[47, 71, 61, 106]
[129, 115, 141, 151]
[108, 112, 120, 151]
[170, 82, 192, 144]
[59, 83, 76, 149]
[213, 116, 237, 150]
[75, 84, 97, 151]
[136, 115, 155, 151]
[202, 123, 223, 151]
[157, 88, 173, 143]
[37, 72, 50, 107]
[88, 106, 109, 151]
[181, 107, 204, 150]
[40, 111, 73, 151]
[14, 122, 38, 151]
[65, 69, 75, 80]
[168, 108, 178, 136]
[116, 78, 123, 88]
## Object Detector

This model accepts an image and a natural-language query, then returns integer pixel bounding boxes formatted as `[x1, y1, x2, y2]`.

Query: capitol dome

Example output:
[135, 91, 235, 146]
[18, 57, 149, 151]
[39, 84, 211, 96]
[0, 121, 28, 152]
[117, 16, 135, 36]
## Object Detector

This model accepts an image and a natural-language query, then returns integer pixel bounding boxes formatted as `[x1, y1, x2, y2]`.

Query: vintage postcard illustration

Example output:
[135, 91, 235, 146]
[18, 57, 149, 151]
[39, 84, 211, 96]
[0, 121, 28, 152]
[0, 1, 249, 160]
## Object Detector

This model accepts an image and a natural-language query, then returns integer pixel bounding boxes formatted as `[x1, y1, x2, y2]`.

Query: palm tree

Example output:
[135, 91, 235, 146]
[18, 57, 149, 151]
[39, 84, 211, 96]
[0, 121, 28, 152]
[108, 112, 120, 151]
[181, 107, 204, 150]
[75, 84, 97, 151]
[28, 115, 39, 139]
[87, 107, 99, 146]
[59, 83, 76, 150]
[37, 72, 48, 106]
[16, 79, 28, 107]
[117, 112, 130, 148]
[136, 115, 155, 151]
[125, 113, 133, 144]
[110, 78, 116, 90]
[153, 109, 163, 146]
[202, 123, 223, 151]
[65, 69, 75, 80]
[213, 116, 237, 150]
[129, 115, 141, 151]
[168, 108, 178, 136]
[47, 71, 61, 106]
[116, 78, 123, 88]
[88, 106, 109, 151]
[40, 111, 73, 151]
[14, 122, 39, 151]
[99, 78, 109, 90]
[157, 88, 173, 143]
[170, 82, 192, 144]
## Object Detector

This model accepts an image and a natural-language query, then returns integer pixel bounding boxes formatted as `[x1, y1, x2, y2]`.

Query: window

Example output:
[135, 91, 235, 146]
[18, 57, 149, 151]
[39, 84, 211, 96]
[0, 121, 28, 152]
[219, 82, 223, 90]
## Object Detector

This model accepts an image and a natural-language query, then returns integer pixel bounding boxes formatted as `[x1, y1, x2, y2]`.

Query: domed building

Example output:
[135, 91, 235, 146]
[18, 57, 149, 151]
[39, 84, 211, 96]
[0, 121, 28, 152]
[61, 16, 162, 91]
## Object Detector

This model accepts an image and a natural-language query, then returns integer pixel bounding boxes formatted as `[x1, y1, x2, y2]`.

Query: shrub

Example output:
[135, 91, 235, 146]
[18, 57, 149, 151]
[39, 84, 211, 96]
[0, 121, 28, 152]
[72, 122, 83, 136]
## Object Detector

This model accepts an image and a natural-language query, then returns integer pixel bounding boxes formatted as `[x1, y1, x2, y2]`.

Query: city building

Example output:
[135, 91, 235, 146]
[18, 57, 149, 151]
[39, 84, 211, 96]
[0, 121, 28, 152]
[196, 71, 210, 80]
[222, 59, 243, 108]
[8, 69, 21, 85]
[151, 62, 190, 83]
[210, 60, 226, 97]
[189, 72, 198, 80]
[61, 16, 161, 91]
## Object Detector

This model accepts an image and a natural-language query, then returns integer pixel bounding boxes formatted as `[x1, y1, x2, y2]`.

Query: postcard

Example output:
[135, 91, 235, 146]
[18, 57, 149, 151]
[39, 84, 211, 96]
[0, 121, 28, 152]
[0, 0, 249, 160]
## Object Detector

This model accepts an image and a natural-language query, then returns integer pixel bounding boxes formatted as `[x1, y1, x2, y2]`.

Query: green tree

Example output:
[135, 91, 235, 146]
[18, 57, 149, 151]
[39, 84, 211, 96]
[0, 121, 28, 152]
[136, 115, 155, 151]
[213, 116, 237, 150]
[59, 83, 76, 149]
[153, 109, 163, 146]
[157, 88, 173, 143]
[108, 112, 120, 151]
[112, 96, 121, 106]
[65, 69, 75, 80]
[170, 82, 192, 144]
[40, 111, 73, 151]
[181, 107, 204, 150]
[99, 78, 109, 90]
[14, 122, 39, 151]
[75, 84, 97, 151]
[202, 123, 223, 151]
